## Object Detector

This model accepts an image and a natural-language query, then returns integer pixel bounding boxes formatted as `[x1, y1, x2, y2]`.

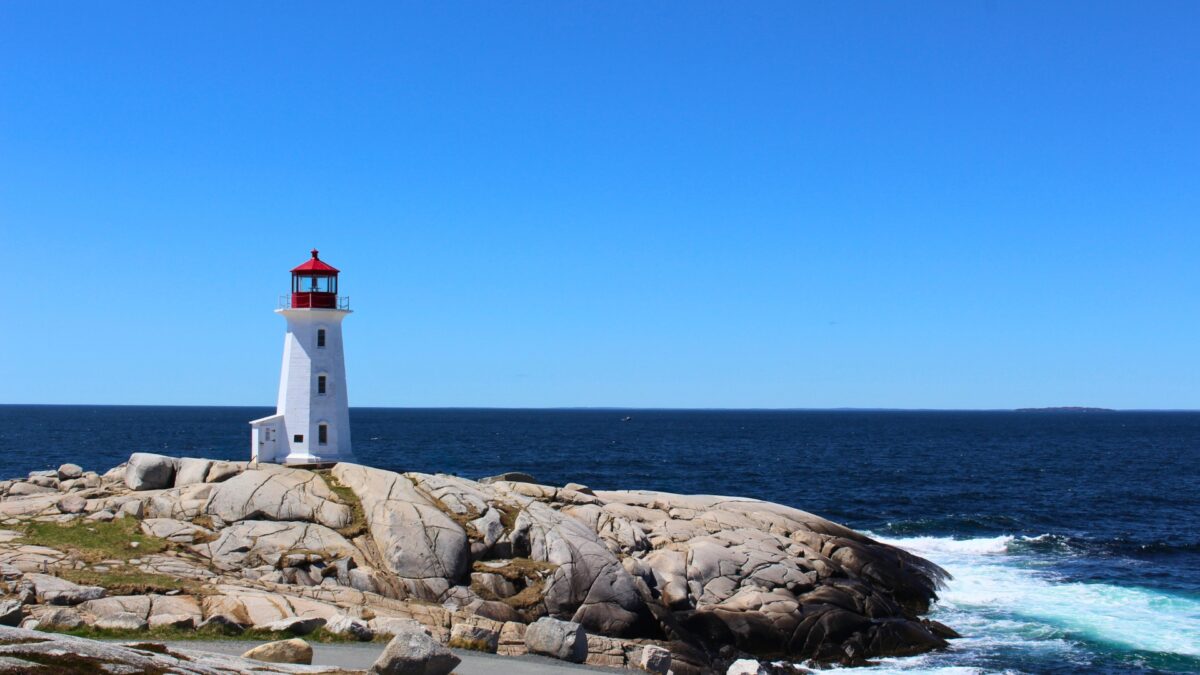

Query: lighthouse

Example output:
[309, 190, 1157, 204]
[249, 249, 355, 465]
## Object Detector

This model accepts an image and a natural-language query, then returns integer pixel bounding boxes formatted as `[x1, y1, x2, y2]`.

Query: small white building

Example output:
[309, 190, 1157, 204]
[250, 249, 355, 465]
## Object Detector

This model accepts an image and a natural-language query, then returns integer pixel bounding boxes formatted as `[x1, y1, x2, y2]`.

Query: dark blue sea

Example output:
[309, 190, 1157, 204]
[1, 406, 1197, 674]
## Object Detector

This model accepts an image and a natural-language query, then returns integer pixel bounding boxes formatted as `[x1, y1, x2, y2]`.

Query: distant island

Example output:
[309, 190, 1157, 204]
[1014, 406, 1115, 413]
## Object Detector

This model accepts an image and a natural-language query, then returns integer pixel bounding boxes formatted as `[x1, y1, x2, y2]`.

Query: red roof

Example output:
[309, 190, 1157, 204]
[291, 249, 340, 275]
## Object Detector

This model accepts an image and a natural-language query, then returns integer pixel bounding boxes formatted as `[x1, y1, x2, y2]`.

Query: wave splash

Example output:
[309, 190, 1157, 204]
[860, 533, 1200, 671]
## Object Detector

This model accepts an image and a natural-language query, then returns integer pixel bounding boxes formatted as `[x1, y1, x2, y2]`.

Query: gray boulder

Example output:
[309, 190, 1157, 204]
[205, 469, 352, 529]
[449, 622, 500, 653]
[35, 606, 85, 629]
[0, 625, 349, 673]
[56, 493, 87, 514]
[332, 464, 468, 588]
[196, 520, 358, 570]
[325, 613, 374, 641]
[117, 500, 144, 519]
[174, 458, 213, 486]
[24, 573, 105, 605]
[149, 613, 196, 629]
[242, 638, 313, 664]
[205, 461, 245, 483]
[523, 616, 587, 663]
[94, 611, 148, 631]
[6, 482, 54, 497]
[27, 475, 58, 489]
[371, 629, 461, 675]
[479, 471, 537, 484]
[258, 616, 326, 636]
[141, 517, 214, 544]
[640, 644, 672, 673]
[125, 453, 178, 490]
[57, 464, 83, 480]
[0, 601, 23, 627]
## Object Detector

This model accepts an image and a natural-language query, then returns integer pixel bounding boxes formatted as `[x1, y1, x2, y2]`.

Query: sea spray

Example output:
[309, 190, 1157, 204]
[860, 533, 1200, 673]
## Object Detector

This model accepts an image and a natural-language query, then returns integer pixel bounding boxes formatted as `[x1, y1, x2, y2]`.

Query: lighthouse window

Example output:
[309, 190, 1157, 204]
[293, 434, 304, 443]
[318, 375, 327, 395]
[317, 329, 326, 348]
[318, 424, 328, 445]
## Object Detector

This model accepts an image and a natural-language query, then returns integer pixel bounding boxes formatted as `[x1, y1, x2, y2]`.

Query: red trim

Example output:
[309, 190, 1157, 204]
[291, 249, 340, 274]
[292, 292, 338, 308]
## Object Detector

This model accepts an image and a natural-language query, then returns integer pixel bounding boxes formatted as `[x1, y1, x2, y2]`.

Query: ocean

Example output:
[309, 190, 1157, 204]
[1, 406, 1197, 673]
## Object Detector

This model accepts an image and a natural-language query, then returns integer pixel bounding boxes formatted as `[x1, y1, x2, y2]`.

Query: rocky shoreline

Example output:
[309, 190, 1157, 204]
[0, 454, 957, 673]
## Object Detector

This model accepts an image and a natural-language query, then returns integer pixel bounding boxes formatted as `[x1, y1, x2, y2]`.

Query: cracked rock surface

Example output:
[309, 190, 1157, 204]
[0, 454, 954, 673]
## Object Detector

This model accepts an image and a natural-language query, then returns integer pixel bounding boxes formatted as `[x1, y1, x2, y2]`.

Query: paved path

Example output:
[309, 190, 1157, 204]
[161, 640, 632, 674]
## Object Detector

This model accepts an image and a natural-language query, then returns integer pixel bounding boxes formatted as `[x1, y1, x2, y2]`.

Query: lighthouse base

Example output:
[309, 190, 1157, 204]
[250, 414, 355, 466]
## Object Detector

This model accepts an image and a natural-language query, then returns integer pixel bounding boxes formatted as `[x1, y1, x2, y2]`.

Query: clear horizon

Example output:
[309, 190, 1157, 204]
[3, 2, 1198, 409]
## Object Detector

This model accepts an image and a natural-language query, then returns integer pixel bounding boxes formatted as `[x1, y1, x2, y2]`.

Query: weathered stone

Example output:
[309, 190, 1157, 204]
[369, 617, 433, 638]
[242, 638, 313, 664]
[640, 644, 672, 673]
[332, 464, 468, 590]
[198, 613, 246, 634]
[145, 483, 213, 520]
[149, 613, 195, 629]
[175, 458, 214, 487]
[56, 493, 87, 514]
[124, 453, 179, 490]
[205, 469, 352, 529]
[141, 517, 214, 544]
[479, 471, 537, 484]
[80, 595, 150, 621]
[449, 621, 500, 653]
[117, 500, 145, 519]
[35, 606, 84, 629]
[325, 613, 374, 641]
[57, 464, 83, 480]
[1, 451, 956, 668]
[0, 601, 23, 627]
[95, 611, 148, 631]
[470, 572, 516, 599]
[507, 498, 643, 634]
[371, 629, 461, 675]
[497, 621, 528, 656]
[86, 509, 116, 521]
[6, 482, 54, 497]
[0, 625, 349, 673]
[205, 461, 245, 483]
[258, 616, 327, 635]
[24, 573, 105, 605]
[27, 475, 58, 489]
[524, 616, 587, 663]
[197, 520, 358, 570]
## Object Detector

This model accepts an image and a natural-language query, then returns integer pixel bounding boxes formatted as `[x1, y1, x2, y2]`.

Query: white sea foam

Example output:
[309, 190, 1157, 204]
[872, 533, 1200, 660]
[871, 534, 1014, 556]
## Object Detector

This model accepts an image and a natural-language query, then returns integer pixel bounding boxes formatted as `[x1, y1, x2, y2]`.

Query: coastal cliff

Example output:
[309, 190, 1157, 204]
[0, 455, 956, 673]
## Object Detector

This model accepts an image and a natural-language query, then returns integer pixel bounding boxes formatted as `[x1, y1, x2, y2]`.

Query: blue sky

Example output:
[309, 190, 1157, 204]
[2, 2, 1197, 409]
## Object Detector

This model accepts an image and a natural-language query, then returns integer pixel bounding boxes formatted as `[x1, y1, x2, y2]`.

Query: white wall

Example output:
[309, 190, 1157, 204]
[273, 308, 355, 464]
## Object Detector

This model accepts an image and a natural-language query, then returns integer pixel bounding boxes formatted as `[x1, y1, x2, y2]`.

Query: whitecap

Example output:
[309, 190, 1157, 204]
[873, 533, 1200, 659]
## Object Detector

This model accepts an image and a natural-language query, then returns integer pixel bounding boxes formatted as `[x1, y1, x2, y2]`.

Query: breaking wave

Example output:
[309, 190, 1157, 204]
[851, 533, 1200, 673]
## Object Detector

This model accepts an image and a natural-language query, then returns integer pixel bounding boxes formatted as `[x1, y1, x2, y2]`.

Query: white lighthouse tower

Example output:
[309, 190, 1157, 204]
[250, 249, 355, 466]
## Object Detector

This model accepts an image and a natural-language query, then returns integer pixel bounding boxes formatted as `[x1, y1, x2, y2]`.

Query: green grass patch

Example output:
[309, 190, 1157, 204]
[472, 558, 558, 615]
[472, 557, 558, 582]
[57, 568, 206, 596]
[314, 470, 368, 539]
[448, 635, 496, 652]
[18, 518, 168, 562]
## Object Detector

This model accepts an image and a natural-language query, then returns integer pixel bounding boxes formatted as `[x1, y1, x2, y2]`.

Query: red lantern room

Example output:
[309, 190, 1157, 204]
[290, 249, 340, 309]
